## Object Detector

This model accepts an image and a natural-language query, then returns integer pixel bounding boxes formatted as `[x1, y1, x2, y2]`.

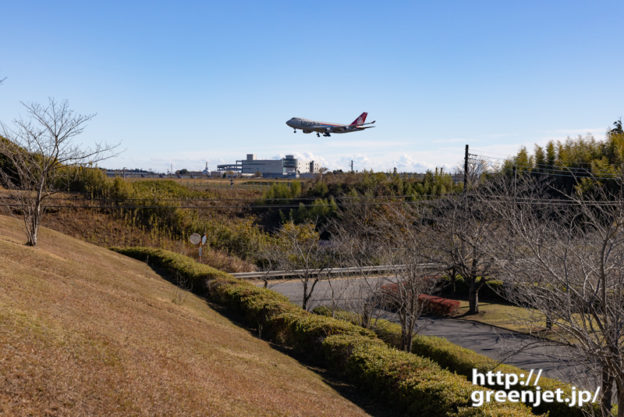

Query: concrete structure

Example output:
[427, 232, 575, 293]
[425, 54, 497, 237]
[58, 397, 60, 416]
[241, 154, 283, 176]
[217, 154, 321, 178]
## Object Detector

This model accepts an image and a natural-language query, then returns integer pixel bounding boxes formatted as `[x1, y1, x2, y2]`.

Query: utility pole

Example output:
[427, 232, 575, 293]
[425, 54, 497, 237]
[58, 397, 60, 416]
[463, 144, 469, 194]
[350, 160, 354, 173]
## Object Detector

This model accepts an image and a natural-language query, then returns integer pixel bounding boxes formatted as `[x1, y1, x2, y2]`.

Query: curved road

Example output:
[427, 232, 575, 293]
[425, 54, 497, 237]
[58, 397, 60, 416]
[261, 277, 598, 390]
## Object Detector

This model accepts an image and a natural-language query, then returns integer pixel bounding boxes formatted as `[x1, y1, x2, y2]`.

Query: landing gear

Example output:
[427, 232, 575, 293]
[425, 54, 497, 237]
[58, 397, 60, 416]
[316, 132, 320, 137]
[293, 129, 297, 133]
[323, 132, 331, 137]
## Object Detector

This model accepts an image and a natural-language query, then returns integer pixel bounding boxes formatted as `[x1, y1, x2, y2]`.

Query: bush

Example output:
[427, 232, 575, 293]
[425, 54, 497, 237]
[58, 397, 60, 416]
[311, 305, 333, 317]
[56, 166, 110, 196]
[437, 276, 507, 303]
[323, 334, 532, 417]
[112, 247, 230, 293]
[419, 294, 461, 316]
[207, 277, 374, 361]
[315, 307, 594, 417]
[115, 246, 534, 417]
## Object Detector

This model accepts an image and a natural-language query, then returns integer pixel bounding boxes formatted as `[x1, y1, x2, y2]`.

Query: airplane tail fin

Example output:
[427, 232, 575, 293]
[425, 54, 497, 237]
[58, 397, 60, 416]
[350, 112, 368, 126]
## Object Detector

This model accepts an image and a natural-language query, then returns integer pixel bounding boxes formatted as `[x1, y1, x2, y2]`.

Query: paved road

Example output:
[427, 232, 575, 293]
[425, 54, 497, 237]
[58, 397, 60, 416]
[261, 277, 598, 389]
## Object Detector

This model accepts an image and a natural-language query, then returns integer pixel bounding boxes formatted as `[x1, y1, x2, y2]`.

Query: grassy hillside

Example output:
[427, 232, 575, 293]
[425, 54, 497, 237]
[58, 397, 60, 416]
[0, 215, 371, 417]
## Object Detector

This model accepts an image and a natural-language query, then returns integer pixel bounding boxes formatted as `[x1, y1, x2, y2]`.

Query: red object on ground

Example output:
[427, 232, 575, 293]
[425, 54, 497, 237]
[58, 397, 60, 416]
[418, 294, 460, 317]
[378, 282, 460, 317]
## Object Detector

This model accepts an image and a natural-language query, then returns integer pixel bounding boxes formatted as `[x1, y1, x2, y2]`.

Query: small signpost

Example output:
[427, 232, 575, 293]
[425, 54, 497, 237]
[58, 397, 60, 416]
[189, 233, 207, 261]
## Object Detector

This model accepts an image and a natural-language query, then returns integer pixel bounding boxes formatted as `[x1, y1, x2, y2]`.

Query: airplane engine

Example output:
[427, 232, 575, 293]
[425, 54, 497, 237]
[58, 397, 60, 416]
[303, 130, 312, 134]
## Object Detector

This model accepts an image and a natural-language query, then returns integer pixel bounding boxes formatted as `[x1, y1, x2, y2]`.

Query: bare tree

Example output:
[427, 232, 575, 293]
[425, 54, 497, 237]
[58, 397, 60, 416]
[488, 174, 624, 416]
[428, 195, 499, 314]
[332, 199, 444, 350]
[330, 196, 388, 327]
[467, 157, 492, 185]
[376, 202, 440, 351]
[0, 99, 116, 246]
[268, 221, 330, 310]
[257, 236, 281, 288]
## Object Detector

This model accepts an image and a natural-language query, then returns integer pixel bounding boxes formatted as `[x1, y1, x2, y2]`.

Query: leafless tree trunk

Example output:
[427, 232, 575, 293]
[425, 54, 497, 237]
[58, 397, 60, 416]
[0, 99, 116, 246]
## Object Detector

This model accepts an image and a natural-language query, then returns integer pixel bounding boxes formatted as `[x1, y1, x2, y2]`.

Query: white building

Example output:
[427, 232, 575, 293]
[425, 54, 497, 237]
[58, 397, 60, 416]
[217, 154, 310, 178]
[240, 154, 284, 176]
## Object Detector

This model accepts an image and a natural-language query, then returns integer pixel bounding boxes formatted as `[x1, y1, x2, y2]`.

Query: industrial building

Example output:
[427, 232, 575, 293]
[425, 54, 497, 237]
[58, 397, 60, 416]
[217, 154, 319, 178]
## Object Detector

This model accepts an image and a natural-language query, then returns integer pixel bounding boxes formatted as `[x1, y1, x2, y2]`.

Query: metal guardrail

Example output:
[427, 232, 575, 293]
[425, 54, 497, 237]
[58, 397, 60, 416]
[232, 263, 438, 279]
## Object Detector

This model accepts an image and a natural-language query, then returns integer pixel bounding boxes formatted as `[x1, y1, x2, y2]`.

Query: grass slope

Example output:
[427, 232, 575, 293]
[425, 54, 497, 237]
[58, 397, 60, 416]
[0, 215, 371, 417]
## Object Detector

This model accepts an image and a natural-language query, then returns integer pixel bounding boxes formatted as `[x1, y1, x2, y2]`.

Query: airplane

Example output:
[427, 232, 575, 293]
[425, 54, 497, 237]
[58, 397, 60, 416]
[286, 112, 375, 137]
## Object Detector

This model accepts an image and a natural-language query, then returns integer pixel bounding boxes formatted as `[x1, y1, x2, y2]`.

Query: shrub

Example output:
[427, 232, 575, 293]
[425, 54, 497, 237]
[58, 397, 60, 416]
[419, 294, 461, 316]
[112, 247, 230, 293]
[311, 305, 333, 317]
[322, 334, 532, 417]
[315, 307, 594, 417]
[115, 246, 534, 417]
[437, 276, 506, 302]
[56, 166, 110, 196]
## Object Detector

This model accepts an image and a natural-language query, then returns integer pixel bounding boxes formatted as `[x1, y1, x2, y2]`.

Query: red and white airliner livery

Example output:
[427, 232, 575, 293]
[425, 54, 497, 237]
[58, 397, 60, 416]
[286, 112, 375, 137]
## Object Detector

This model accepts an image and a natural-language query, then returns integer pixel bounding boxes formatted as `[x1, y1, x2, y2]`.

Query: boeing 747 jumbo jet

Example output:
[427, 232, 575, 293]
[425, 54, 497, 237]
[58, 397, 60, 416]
[286, 112, 375, 137]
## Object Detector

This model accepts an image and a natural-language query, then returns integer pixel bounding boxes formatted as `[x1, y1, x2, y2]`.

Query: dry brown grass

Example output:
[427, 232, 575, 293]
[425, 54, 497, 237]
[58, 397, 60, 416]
[0, 215, 371, 417]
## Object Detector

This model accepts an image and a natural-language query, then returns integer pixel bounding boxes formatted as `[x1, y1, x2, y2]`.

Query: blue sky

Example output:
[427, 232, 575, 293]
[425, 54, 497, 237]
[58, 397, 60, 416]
[1, 1, 623, 172]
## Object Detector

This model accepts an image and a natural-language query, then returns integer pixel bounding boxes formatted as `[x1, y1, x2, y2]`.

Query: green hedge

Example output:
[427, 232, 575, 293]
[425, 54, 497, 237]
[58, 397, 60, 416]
[115, 247, 534, 417]
[323, 334, 532, 417]
[314, 308, 597, 417]
[112, 246, 232, 293]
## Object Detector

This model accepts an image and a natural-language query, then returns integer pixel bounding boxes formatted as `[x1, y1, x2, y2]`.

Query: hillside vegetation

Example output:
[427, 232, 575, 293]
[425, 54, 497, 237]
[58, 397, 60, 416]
[1, 171, 460, 270]
[0, 215, 372, 417]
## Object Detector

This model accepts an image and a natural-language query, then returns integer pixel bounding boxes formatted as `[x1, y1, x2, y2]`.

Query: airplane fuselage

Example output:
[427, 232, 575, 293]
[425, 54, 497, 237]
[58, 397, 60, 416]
[286, 112, 375, 137]
[286, 118, 354, 134]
